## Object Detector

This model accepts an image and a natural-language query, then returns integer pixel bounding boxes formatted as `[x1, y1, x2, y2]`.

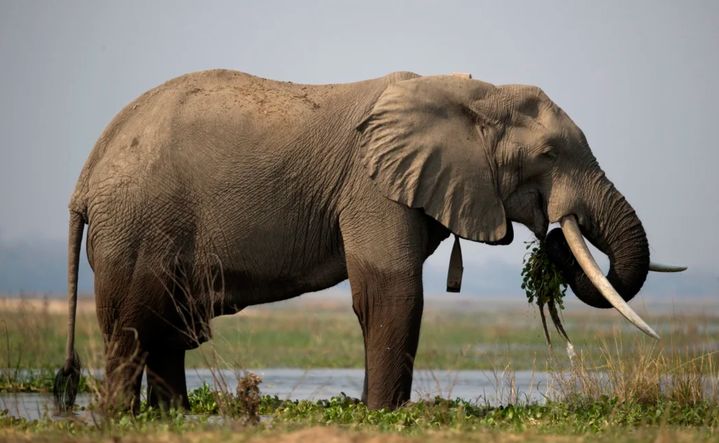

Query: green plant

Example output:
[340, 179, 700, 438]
[521, 239, 570, 346]
[189, 382, 219, 414]
[188, 372, 263, 423]
[0, 367, 93, 394]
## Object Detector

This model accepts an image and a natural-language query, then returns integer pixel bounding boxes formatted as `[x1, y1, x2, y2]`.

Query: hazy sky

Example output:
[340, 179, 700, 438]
[1, 1, 717, 279]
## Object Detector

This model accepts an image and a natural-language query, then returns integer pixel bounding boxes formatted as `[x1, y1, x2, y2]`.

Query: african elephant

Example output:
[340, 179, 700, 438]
[54, 70, 683, 412]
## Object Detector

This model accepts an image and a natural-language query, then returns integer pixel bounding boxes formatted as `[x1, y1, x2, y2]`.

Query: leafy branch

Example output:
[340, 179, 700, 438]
[521, 239, 571, 347]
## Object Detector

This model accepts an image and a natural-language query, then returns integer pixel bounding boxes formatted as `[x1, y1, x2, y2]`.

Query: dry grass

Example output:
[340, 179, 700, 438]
[549, 334, 718, 408]
[1, 294, 718, 373]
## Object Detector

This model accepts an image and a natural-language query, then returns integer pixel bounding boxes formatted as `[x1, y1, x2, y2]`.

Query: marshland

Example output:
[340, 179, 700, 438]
[1, 293, 717, 442]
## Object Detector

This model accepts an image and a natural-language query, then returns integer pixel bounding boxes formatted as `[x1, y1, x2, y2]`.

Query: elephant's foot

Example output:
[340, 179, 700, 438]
[146, 348, 190, 410]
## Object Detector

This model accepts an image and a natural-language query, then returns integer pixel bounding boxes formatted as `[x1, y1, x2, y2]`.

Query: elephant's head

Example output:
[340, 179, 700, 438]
[359, 74, 682, 338]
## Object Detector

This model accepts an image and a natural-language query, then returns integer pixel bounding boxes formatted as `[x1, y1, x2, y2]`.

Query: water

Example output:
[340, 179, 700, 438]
[0, 368, 554, 420]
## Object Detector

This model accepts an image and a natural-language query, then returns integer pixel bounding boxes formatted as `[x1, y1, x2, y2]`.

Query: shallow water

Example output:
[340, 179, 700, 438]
[0, 368, 553, 420]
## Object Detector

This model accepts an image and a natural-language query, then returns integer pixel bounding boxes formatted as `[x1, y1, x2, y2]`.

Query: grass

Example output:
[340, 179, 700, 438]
[1, 388, 717, 442]
[0, 295, 718, 441]
[1, 295, 717, 373]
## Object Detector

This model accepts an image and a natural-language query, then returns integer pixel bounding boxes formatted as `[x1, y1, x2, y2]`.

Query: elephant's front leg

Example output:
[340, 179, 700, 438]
[341, 205, 427, 410]
[349, 262, 423, 409]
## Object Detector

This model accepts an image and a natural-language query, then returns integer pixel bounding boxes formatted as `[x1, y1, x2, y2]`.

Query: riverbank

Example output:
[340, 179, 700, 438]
[1, 295, 717, 441]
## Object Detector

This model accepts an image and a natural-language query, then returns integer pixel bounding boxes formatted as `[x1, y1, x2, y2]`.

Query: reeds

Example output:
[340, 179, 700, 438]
[0, 295, 717, 417]
[549, 334, 718, 408]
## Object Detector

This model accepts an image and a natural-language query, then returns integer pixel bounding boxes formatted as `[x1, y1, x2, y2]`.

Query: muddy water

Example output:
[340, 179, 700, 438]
[0, 369, 554, 420]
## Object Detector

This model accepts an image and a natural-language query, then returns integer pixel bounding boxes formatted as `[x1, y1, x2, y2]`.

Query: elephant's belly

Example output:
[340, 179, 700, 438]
[216, 254, 349, 312]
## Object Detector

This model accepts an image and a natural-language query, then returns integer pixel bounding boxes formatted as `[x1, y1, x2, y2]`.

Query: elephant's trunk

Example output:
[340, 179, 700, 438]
[546, 175, 650, 309]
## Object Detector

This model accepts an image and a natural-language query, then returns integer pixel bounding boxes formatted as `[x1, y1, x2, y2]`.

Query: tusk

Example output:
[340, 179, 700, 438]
[560, 215, 660, 340]
[649, 262, 687, 273]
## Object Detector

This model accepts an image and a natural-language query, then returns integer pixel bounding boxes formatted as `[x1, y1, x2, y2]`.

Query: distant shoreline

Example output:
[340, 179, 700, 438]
[1, 291, 717, 316]
[0, 296, 96, 314]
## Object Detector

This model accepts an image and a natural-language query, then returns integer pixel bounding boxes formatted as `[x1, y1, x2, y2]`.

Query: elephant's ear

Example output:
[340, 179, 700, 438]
[357, 75, 507, 243]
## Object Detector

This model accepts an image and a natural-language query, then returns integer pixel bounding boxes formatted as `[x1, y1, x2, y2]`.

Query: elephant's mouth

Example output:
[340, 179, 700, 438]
[504, 186, 685, 340]
[505, 189, 548, 240]
[530, 208, 549, 240]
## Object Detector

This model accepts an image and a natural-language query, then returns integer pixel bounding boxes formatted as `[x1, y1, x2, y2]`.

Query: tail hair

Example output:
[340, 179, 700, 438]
[54, 351, 82, 413]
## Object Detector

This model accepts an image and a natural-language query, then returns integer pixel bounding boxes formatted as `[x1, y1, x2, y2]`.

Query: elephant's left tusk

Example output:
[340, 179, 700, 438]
[560, 215, 660, 340]
[649, 262, 688, 273]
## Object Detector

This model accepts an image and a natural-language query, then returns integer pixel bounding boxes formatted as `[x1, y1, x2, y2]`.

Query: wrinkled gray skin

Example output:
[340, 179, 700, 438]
[61, 70, 649, 411]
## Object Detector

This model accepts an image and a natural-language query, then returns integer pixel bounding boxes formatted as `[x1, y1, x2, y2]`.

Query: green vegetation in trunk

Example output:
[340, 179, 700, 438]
[521, 239, 571, 347]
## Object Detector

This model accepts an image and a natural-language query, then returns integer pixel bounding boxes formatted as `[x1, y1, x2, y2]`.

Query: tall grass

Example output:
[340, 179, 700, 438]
[0, 296, 718, 412]
[0, 295, 718, 442]
[2, 296, 718, 371]
[551, 334, 718, 407]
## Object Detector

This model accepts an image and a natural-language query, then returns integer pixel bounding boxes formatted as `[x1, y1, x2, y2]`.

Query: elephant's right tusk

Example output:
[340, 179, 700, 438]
[649, 262, 688, 273]
[559, 215, 660, 340]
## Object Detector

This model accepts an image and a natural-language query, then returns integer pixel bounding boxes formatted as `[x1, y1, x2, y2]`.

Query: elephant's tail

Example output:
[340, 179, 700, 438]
[53, 210, 85, 413]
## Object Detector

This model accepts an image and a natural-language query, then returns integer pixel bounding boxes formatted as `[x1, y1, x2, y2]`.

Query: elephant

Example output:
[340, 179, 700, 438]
[53, 69, 684, 413]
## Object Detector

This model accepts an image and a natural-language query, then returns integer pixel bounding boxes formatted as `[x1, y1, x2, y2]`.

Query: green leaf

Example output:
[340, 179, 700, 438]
[521, 238, 570, 343]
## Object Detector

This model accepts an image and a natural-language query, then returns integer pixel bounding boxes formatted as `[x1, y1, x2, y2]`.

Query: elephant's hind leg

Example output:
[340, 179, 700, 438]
[101, 322, 146, 414]
[146, 348, 190, 410]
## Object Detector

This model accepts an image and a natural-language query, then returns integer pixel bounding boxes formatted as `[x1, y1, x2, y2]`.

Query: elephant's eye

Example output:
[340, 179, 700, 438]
[539, 146, 557, 160]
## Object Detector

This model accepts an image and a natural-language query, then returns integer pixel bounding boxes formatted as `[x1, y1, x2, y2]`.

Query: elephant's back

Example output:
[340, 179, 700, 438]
[69, 72, 283, 214]
[76, 70, 328, 174]
[71, 69, 417, 216]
